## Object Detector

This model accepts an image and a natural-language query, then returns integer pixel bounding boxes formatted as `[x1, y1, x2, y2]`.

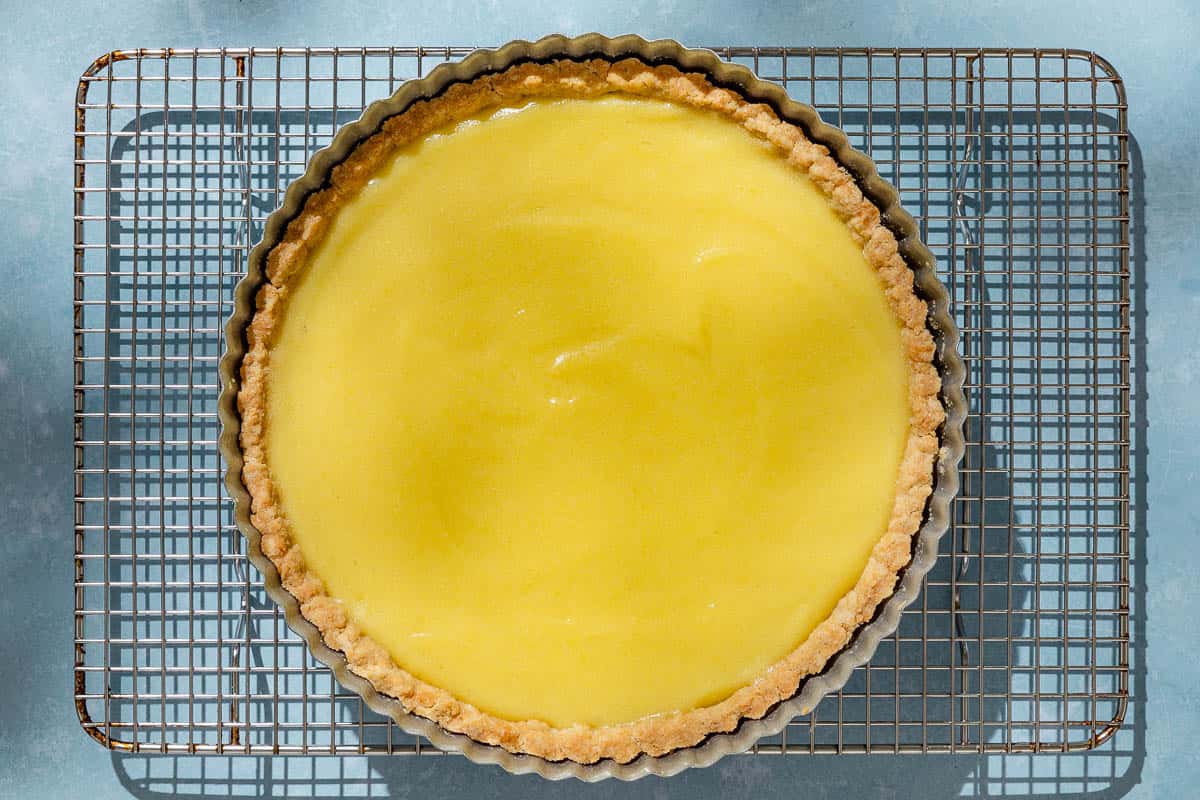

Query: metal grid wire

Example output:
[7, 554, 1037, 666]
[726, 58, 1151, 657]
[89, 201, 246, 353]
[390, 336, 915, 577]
[73, 47, 1130, 756]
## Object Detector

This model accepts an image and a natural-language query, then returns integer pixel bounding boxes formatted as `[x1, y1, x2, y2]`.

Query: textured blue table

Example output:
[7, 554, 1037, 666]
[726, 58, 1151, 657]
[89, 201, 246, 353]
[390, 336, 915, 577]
[2, 1, 1195, 797]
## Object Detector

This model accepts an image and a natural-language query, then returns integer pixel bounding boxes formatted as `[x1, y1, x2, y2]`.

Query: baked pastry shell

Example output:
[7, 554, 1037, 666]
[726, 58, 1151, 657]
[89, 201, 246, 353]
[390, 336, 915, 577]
[217, 32, 967, 780]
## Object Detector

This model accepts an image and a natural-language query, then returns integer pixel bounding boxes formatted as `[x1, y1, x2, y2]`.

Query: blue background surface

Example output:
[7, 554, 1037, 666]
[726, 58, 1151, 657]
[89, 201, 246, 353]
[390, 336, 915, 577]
[1, 1, 1195, 797]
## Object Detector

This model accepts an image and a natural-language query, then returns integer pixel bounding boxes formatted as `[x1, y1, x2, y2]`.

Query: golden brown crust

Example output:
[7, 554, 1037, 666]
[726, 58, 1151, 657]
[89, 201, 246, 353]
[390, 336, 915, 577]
[238, 57, 943, 765]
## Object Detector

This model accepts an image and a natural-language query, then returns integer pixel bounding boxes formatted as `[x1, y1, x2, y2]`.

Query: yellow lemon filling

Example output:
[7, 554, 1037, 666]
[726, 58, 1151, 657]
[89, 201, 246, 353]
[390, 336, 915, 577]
[266, 97, 910, 727]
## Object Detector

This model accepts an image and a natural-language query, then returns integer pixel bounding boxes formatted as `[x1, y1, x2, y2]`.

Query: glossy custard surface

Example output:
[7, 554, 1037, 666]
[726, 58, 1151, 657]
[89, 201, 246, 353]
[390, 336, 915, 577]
[266, 97, 910, 727]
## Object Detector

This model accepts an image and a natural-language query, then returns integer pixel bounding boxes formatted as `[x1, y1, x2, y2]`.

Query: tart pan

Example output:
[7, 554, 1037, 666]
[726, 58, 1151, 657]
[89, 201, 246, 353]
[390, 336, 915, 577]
[218, 32, 967, 780]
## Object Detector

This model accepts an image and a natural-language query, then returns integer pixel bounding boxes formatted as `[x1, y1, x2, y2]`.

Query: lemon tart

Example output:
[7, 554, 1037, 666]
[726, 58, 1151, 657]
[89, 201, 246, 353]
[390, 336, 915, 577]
[237, 57, 943, 764]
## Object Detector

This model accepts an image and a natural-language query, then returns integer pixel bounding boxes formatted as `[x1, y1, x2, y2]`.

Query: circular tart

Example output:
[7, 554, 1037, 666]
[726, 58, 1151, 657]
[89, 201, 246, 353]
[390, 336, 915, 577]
[237, 57, 943, 764]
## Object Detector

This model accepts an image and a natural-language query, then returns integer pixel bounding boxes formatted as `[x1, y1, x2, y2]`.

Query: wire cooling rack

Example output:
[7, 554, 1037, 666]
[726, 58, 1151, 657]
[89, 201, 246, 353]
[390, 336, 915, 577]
[73, 46, 1130, 756]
